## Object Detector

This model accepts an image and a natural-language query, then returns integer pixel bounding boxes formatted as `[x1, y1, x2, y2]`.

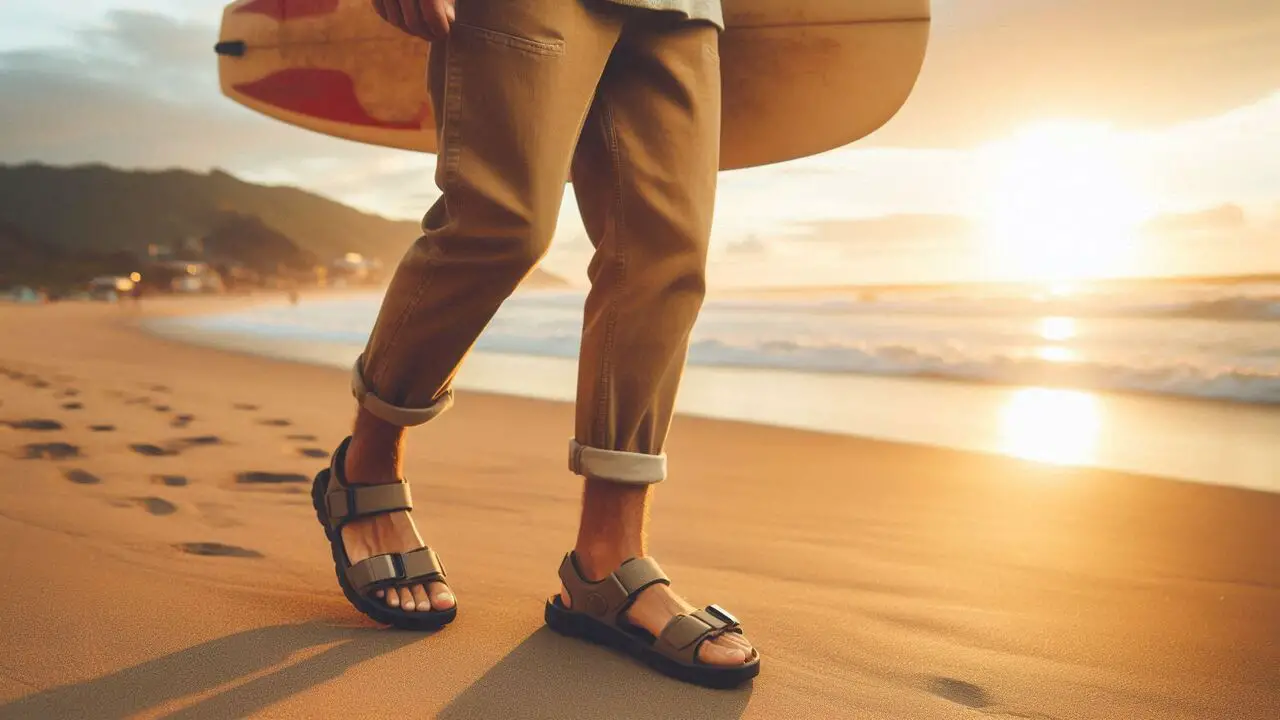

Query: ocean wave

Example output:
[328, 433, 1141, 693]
[703, 293, 1280, 322]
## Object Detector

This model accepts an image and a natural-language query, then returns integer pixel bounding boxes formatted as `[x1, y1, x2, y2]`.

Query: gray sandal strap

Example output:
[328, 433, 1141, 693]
[558, 554, 669, 625]
[656, 605, 742, 665]
[325, 482, 412, 525]
[346, 547, 446, 594]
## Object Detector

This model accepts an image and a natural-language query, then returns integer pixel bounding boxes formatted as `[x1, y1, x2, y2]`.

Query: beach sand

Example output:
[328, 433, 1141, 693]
[0, 298, 1276, 719]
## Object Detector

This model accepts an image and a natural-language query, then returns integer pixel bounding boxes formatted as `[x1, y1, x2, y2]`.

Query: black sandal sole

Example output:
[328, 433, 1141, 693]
[311, 469, 457, 631]
[544, 597, 759, 689]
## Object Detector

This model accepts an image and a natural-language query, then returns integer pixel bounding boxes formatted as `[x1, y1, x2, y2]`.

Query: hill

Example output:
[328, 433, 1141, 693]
[0, 163, 566, 286]
[0, 220, 134, 290]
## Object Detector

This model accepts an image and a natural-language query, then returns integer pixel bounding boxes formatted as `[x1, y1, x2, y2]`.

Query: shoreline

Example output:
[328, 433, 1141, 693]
[141, 294, 1280, 495]
[1, 298, 1278, 718]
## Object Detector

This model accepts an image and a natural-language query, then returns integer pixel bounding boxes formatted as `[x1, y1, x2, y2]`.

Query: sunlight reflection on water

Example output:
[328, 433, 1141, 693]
[998, 387, 1102, 466]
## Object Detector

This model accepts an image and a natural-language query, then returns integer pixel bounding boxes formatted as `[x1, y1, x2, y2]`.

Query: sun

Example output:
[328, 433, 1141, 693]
[977, 120, 1156, 284]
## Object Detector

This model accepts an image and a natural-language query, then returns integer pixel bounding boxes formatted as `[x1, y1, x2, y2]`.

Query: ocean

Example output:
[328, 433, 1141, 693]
[149, 280, 1280, 493]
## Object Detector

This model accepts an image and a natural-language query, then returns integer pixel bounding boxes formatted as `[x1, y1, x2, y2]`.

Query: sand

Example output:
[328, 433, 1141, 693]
[0, 298, 1276, 720]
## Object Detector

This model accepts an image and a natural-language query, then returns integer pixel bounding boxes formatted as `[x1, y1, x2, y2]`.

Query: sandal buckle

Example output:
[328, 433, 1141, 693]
[706, 604, 738, 627]
[389, 553, 407, 582]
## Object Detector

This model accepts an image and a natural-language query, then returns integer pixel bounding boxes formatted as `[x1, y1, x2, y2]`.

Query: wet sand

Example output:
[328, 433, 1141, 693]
[0, 298, 1276, 719]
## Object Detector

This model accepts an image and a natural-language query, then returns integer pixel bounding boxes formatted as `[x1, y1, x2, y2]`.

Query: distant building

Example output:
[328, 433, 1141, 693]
[330, 252, 384, 284]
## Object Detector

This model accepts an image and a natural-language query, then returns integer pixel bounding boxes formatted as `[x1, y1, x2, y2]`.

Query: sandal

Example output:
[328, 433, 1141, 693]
[310, 437, 457, 630]
[545, 552, 760, 689]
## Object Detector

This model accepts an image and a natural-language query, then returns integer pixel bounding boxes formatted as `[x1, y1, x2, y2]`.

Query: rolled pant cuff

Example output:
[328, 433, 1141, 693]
[350, 357, 453, 427]
[568, 439, 667, 485]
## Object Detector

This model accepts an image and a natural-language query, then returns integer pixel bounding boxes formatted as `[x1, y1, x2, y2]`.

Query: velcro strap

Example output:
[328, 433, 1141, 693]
[326, 482, 412, 523]
[346, 553, 401, 593]
[613, 557, 669, 595]
[345, 548, 445, 593]
[400, 547, 446, 583]
[659, 613, 719, 651]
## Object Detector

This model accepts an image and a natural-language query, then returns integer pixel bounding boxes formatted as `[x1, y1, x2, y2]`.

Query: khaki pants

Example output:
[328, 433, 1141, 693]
[352, 0, 721, 486]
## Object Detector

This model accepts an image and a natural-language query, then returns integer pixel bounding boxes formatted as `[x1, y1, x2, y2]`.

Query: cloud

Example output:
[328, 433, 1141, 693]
[0, 9, 432, 218]
[873, 0, 1280, 147]
[1143, 204, 1248, 235]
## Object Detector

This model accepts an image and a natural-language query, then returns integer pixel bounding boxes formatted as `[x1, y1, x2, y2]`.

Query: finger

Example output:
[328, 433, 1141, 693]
[399, 0, 429, 38]
[380, 0, 404, 30]
[430, 0, 453, 37]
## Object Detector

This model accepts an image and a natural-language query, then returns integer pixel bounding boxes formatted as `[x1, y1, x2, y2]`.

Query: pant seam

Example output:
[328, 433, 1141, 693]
[592, 99, 628, 447]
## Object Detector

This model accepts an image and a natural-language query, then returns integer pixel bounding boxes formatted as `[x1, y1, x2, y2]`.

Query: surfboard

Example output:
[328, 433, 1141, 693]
[215, 0, 931, 171]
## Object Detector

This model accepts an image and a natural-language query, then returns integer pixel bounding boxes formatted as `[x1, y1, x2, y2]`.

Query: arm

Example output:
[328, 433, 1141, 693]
[372, 0, 456, 41]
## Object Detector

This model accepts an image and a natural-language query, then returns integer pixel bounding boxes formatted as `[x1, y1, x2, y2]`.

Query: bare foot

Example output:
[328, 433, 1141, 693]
[340, 510, 454, 612]
[560, 565, 753, 666]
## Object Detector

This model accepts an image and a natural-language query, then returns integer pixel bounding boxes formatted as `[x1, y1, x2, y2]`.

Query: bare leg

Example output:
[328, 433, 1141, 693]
[562, 480, 754, 666]
[340, 409, 453, 611]
[333, 1, 622, 612]
[556, 18, 752, 667]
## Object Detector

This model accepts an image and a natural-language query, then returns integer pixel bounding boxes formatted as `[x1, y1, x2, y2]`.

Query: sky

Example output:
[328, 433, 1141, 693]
[1, 0, 1278, 287]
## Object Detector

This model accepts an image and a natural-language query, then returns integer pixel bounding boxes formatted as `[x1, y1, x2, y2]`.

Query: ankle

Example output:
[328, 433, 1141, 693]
[573, 539, 645, 580]
[344, 412, 405, 485]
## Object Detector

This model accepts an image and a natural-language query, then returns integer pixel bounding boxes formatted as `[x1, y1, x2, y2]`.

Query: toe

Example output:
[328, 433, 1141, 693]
[429, 582, 455, 610]
[410, 584, 430, 611]
[385, 587, 401, 608]
[397, 586, 416, 611]
[374, 589, 386, 599]
[698, 638, 748, 666]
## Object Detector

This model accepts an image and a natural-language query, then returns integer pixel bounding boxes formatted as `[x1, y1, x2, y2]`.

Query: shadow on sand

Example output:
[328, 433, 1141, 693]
[0, 622, 420, 720]
[0, 624, 752, 719]
[437, 627, 753, 720]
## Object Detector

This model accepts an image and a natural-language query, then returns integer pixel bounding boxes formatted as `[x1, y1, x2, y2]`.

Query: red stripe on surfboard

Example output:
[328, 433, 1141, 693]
[234, 68, 428, 131]
[233, 0, 339, 21]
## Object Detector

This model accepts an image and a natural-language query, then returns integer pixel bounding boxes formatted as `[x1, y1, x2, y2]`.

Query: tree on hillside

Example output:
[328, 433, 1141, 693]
[201, 211, 319, 275]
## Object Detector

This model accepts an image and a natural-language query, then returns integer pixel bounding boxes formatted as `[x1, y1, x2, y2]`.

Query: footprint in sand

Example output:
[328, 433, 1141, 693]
[287, 434, 319, 442]
[61, 402, 84, 411]
[298, 448, 330, 459]
[63, 469, 102, 485]
[175, 542, 263, 559]
[130, 443, 176, 458]
[56, 389, 80, 399]
[153, 475, 190, 487]
[89, 424, 116, 433]
[236, 471, 309, 485]
[170, 414, 195, 429]
[5, 419, 64, 431]
[131, 497, 178, 516]
[258, 418, 292, 428]
[233, 403, 259, 412]
[926, 677, 991, 709]
[148, 384, 172, 394]
[22, 443, 81, 460]
[153, 405, 172, 413]
[130, 436, 223, 458]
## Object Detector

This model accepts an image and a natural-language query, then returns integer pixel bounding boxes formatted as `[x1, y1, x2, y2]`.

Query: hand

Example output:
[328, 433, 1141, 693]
[372, 0, 456, 41]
